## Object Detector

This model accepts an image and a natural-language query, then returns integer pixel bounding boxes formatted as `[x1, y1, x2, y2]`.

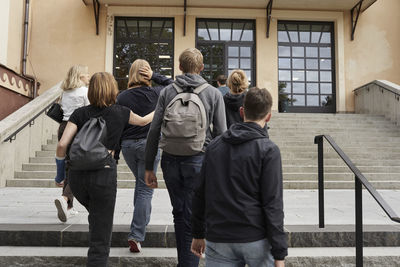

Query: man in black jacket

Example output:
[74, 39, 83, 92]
[191, 87, 287, 267]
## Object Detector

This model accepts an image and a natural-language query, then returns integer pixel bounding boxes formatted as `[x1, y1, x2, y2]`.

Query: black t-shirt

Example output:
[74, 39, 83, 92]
[69, 104, 130, 150]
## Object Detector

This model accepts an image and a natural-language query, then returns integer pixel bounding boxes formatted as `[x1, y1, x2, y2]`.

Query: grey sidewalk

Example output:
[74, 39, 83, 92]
[0, 188, 399, 226]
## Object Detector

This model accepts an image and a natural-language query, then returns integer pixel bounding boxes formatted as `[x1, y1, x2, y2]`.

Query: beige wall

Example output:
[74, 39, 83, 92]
[343, 0, 400, 111]
[6, 0, 24, 73]
[0, 0, 10, 65]
[28, 0, 107, 93]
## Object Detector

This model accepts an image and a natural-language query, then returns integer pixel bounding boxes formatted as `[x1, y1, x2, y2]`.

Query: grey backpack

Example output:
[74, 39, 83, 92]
[68, 116, 111, 170]
[159, 83, 209, 156]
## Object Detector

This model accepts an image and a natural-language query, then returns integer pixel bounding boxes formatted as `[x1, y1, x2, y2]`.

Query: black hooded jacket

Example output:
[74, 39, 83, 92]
[223, 92, 245, 128]
[192, 122, 287, 260]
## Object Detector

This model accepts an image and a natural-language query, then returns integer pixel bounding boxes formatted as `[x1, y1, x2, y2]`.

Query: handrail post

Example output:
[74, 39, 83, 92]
[355, 176, 363, 266]
[314, 135, 325, 228]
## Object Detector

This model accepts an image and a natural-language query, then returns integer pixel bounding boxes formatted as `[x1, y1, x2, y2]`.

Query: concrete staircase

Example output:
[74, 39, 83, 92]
[7, 113, 400, 189]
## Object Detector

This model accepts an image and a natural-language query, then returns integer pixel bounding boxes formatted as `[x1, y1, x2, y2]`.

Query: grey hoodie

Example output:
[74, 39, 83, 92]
[145, 73, 227, 169]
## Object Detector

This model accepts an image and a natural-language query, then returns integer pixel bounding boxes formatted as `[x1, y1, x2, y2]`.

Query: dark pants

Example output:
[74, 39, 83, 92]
[161, 152, 204, 267]
[68, 159, 117, 267]
[58, 121, 74, 208]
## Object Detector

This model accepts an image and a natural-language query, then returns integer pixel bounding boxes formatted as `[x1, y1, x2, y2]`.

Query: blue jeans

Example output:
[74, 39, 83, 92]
[121, 139, 160, 242]
[161, 152, 204, 267]
[205, 239, 274, 267]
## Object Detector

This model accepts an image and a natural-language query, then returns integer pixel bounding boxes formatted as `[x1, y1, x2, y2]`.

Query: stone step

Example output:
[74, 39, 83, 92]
[6, 179, 167, 189]
[20, 163, 400, 173]
[0, 224, 399, 248]
[0, 246, 399, 267]
[14, 170, 400, 181]
[6, 179, 400, 189]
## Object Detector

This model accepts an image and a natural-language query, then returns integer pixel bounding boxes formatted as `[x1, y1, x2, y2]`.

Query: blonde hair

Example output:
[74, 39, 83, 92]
[179, 48, 203, 74]
[88, 72, 118, 108]
[61, 65, 88, 91]
[127, 59, 151, 88]
[227, 69, 249, 94]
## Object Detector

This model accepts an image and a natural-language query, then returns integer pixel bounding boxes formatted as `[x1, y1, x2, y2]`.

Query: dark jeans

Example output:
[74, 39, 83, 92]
[68, 159, 117, 267]
[161, 152, 204, 267]
[58, 121, 74, 208]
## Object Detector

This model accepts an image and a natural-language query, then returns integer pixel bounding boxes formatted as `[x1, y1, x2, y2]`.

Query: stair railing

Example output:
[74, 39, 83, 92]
[314, 135, 400, 267]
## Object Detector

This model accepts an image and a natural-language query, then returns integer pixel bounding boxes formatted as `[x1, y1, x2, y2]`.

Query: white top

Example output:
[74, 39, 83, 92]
[60, 86, 90, 121]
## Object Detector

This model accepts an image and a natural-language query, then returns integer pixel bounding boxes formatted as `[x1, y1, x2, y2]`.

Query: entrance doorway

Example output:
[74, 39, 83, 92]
[278, 21, 336, 113]
[196, 19, 255, 87]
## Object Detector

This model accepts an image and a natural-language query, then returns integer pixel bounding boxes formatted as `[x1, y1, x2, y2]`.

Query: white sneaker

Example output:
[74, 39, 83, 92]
[68, 207, 79, 217]
[54, 197, 68, 223]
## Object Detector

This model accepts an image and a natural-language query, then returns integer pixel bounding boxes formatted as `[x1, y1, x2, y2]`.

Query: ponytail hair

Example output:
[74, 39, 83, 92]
[227, 69, 249, 94]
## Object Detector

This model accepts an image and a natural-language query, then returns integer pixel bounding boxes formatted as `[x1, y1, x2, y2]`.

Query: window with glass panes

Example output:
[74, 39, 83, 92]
[196, 19, 255, 88]
[278, 21, 335, 113]
[114, 17, 174, 90]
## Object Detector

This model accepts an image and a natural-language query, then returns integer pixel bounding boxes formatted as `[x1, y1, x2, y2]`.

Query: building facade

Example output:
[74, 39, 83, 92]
[1, 0, 399, 116]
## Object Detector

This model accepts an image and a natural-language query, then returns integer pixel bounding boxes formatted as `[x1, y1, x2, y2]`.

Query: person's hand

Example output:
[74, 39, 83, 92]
[275, 260, 285, 267]
[139, 65, 153, 80]
[144, 170, 158, 188]
[191, 238, 206, 258]
[55, 181, 64, 187]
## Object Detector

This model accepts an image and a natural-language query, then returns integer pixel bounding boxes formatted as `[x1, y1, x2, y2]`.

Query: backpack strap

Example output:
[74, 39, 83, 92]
[172, 83, 209, 95]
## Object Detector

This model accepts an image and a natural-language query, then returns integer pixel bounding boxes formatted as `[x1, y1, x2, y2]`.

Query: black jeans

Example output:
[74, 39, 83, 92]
[161, 152, 204, 267]
[68, 159, 117, 267]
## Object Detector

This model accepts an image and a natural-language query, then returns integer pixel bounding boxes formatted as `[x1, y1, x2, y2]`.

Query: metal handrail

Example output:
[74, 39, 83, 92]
[314, 134, 400, 267]
[3, 100, 57, 143]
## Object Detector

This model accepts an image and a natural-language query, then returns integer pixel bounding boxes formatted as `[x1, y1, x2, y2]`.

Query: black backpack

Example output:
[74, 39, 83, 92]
[68, 116, 111, 171]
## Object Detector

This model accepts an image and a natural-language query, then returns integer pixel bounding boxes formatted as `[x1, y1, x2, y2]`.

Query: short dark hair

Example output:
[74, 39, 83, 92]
[243, 87, 273, 121]
[216, 74, 227, 85]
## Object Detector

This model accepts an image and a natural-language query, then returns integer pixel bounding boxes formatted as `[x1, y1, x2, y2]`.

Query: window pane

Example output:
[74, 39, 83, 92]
[293, 82, 305, 93]
[228, 58, 239, 68]
[292, 95, 305, 106]
[307, 83, 319, 94]
[279, 58, 291, 69]
[289, 31, 298, 42]
[320, 59, 331, 70]
[293, 71, 305, 81]
[232, 23, 244, 41]
[306, 47, 318, 57]
[245, 70, 251, 82]
[306, 59, 318, 69]
[220, 22, 231, 41]
[279, 46, 290, 57]
[311, 32, 321, 43]
[207, 22, 219, 40]
[321, 83, 332, 94]
[320, 47, 331, 57]
[241, 23, 253, 41]
[320, 32, 331, 43]
[278, 31, 289, 42]
[240, 58, 251, 69]
[198, 28, 209, 40]
[307, 95, 319, 106]
[279, 82, 291, 93]
[279, 70, 291, 81]
[240, 47, 251, 57]
[320, 71, 332, 82]
[299, 31, 310, 43]
[306, 71, 318, 81]
[228, 46, 239, 57]
[292, 59, 304, 69]
[292, 47, 304, 57]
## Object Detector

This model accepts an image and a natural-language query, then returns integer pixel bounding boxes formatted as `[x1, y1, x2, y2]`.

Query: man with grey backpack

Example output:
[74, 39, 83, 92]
[144, 48, 227, 267]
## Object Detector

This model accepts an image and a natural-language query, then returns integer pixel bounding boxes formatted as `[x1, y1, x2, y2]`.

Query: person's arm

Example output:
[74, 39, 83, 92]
[128, 111, 154, 126]
[55, 122, 78, 186]
[260, 145, 288, 261]
[139, 66, 173, 90]
[191, 153, 208, 258]
[144, 90, 167, 188]
[211, 91, 227, 137]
